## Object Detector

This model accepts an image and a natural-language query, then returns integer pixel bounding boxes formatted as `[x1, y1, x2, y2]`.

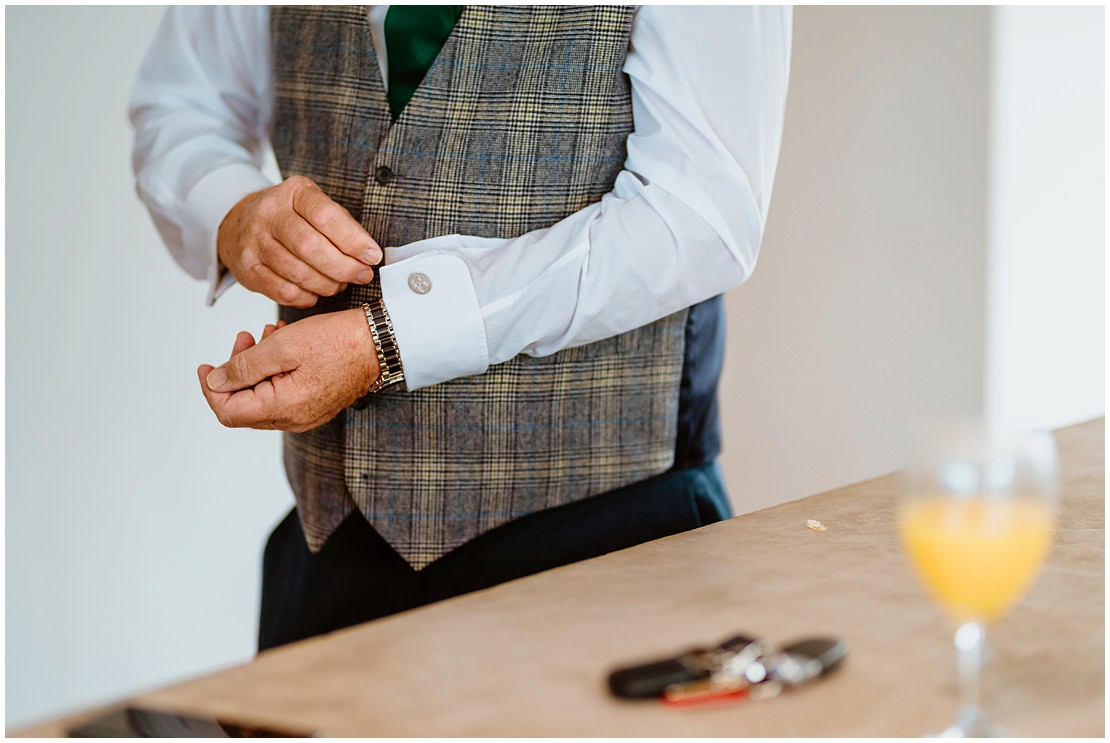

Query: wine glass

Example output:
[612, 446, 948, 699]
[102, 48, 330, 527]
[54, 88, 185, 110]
[899, 420, 1059, 737]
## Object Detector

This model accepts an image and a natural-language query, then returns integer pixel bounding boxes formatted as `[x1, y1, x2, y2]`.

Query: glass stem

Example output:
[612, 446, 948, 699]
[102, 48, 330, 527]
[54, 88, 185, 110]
[953, 621, 987, 733]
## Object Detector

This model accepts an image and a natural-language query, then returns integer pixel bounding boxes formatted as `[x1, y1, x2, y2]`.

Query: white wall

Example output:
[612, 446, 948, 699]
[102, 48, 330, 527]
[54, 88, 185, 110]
[720, 7, 992, 514]
[718, 5, 1104, 516]
[6, 6, 290, 729]
[5, 5, 1104, 731]
[986, 6, 1105, 432]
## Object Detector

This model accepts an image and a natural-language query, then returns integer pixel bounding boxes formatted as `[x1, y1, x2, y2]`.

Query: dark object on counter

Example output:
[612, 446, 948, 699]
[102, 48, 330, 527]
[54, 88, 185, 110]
[608, 634, 756, 699]
[68, 706, 317, 737]
[608, 633, 848, 702]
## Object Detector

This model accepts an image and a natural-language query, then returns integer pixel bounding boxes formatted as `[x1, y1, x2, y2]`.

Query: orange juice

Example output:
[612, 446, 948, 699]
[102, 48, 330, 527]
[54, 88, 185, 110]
[900, 496, 1054, 623]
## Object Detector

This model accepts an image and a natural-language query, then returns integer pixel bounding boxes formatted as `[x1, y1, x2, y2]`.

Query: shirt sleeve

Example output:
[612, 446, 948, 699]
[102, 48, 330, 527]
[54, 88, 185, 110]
[128, 5, 276, 305]
[382, 5, 793, 391]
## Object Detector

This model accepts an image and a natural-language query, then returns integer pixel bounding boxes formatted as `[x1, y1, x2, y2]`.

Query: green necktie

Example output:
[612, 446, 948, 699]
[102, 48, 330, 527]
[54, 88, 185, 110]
[384, 5, 464, 120]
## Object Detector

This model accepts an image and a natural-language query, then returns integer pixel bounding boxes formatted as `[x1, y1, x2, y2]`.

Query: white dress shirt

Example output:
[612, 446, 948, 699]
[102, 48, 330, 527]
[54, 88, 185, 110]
[129, 6, 792, 391]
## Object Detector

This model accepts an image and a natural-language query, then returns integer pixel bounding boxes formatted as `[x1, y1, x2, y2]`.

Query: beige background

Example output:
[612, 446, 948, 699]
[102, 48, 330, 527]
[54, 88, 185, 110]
[5, 5, 1104, 730]
[721, 5, 1104, 514]
[722, 6, 991, 513]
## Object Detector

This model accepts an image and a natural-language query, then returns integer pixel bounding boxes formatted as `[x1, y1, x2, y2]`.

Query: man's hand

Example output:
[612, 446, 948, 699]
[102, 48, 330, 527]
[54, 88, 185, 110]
[217, 175, 383, 308]
[198, 309, 381, 432]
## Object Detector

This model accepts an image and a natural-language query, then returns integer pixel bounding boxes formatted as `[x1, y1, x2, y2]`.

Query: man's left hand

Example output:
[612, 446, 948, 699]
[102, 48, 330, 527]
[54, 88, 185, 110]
[198, 309, 380, 432]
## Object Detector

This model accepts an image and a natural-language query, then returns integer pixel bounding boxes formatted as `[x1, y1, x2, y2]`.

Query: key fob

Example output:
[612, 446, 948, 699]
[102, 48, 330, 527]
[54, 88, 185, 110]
[783, 638, 848, 676]
[607, 635, 756, 699]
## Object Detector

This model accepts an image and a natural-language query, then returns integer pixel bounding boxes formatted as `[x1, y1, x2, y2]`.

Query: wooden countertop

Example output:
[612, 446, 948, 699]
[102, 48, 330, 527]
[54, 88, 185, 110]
[14, 418, 1104, 737]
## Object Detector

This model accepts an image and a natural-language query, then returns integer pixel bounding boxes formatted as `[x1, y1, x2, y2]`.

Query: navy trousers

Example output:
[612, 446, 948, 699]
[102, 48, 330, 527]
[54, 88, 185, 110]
[258, 461, 731, 651]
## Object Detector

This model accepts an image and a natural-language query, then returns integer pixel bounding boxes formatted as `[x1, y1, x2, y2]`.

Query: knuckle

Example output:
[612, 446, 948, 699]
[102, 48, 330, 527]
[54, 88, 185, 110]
[252, 206, 280, 232]
[260, 184, 283, 205]
[277, 285, 303, 305]
[286, 263, 310, 284]
[293, 234, 322, 262]
[267, 333, 287, 353]
[255, 199, 278, 221]
[272, 210, 299, 238]
[308, 202, 340, 226]
[244, 220, 268, 242]
[230, 353, 252, 381]
[285, 174, 310, 190]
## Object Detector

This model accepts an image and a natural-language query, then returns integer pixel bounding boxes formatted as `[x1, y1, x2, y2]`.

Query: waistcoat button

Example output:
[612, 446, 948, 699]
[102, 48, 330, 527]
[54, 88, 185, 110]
[374, 165, 395, 185]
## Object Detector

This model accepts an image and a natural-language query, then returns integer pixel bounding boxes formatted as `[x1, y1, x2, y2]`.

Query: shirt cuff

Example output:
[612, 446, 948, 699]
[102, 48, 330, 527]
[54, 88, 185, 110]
[181, 162, 275, 306]
[379, 245, 489, 391]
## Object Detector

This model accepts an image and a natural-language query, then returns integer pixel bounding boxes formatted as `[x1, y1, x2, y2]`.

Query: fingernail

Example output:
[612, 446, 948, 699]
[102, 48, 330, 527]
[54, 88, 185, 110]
[207, 367, 228, 391]
[361, 248, 382, 266]
[356, 268, 374, 283]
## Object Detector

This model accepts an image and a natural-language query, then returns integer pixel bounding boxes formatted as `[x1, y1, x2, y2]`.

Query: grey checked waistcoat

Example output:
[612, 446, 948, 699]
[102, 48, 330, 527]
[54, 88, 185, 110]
[272, 5, 688, 568]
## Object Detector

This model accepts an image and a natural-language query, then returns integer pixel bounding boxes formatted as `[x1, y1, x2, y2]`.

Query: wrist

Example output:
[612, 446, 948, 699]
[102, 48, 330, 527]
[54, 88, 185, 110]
[343, 307, 382, 391]
[189, 165, 274, 282]
[215, 188, 258, 273]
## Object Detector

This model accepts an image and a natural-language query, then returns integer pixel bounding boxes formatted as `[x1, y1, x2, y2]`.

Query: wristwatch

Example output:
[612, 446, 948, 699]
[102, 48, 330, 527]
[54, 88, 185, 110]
[361, 300, 406, 393]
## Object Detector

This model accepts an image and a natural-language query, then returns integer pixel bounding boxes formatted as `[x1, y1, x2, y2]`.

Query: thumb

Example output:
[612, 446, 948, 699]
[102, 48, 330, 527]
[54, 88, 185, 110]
[206, 336, 292, 392]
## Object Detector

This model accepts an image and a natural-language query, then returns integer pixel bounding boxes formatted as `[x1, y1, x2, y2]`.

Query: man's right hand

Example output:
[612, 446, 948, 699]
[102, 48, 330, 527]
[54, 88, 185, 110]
[217, 175, 383, 308]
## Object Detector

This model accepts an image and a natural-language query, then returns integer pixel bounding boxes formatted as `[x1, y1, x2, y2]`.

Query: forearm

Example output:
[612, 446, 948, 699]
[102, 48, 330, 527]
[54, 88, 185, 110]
[380, 180, 756, 391]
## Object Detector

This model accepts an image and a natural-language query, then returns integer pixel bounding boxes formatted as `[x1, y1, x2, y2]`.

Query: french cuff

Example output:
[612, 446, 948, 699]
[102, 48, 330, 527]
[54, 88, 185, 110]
[379, 252, 489, 391]
[181, 163, 275, 306]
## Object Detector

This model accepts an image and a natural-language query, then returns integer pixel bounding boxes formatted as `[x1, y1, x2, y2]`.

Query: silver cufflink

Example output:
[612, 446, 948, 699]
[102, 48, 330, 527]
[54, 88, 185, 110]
[407, 272, 432, 294]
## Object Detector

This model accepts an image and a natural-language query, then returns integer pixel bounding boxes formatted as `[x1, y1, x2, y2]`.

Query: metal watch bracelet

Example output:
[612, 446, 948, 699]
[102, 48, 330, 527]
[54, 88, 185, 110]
[361, 300, 406, 393]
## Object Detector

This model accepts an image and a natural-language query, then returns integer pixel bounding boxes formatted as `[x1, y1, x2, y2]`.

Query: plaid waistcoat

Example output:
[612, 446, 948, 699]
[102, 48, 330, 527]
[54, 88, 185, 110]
[271, 5, 688, 568]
